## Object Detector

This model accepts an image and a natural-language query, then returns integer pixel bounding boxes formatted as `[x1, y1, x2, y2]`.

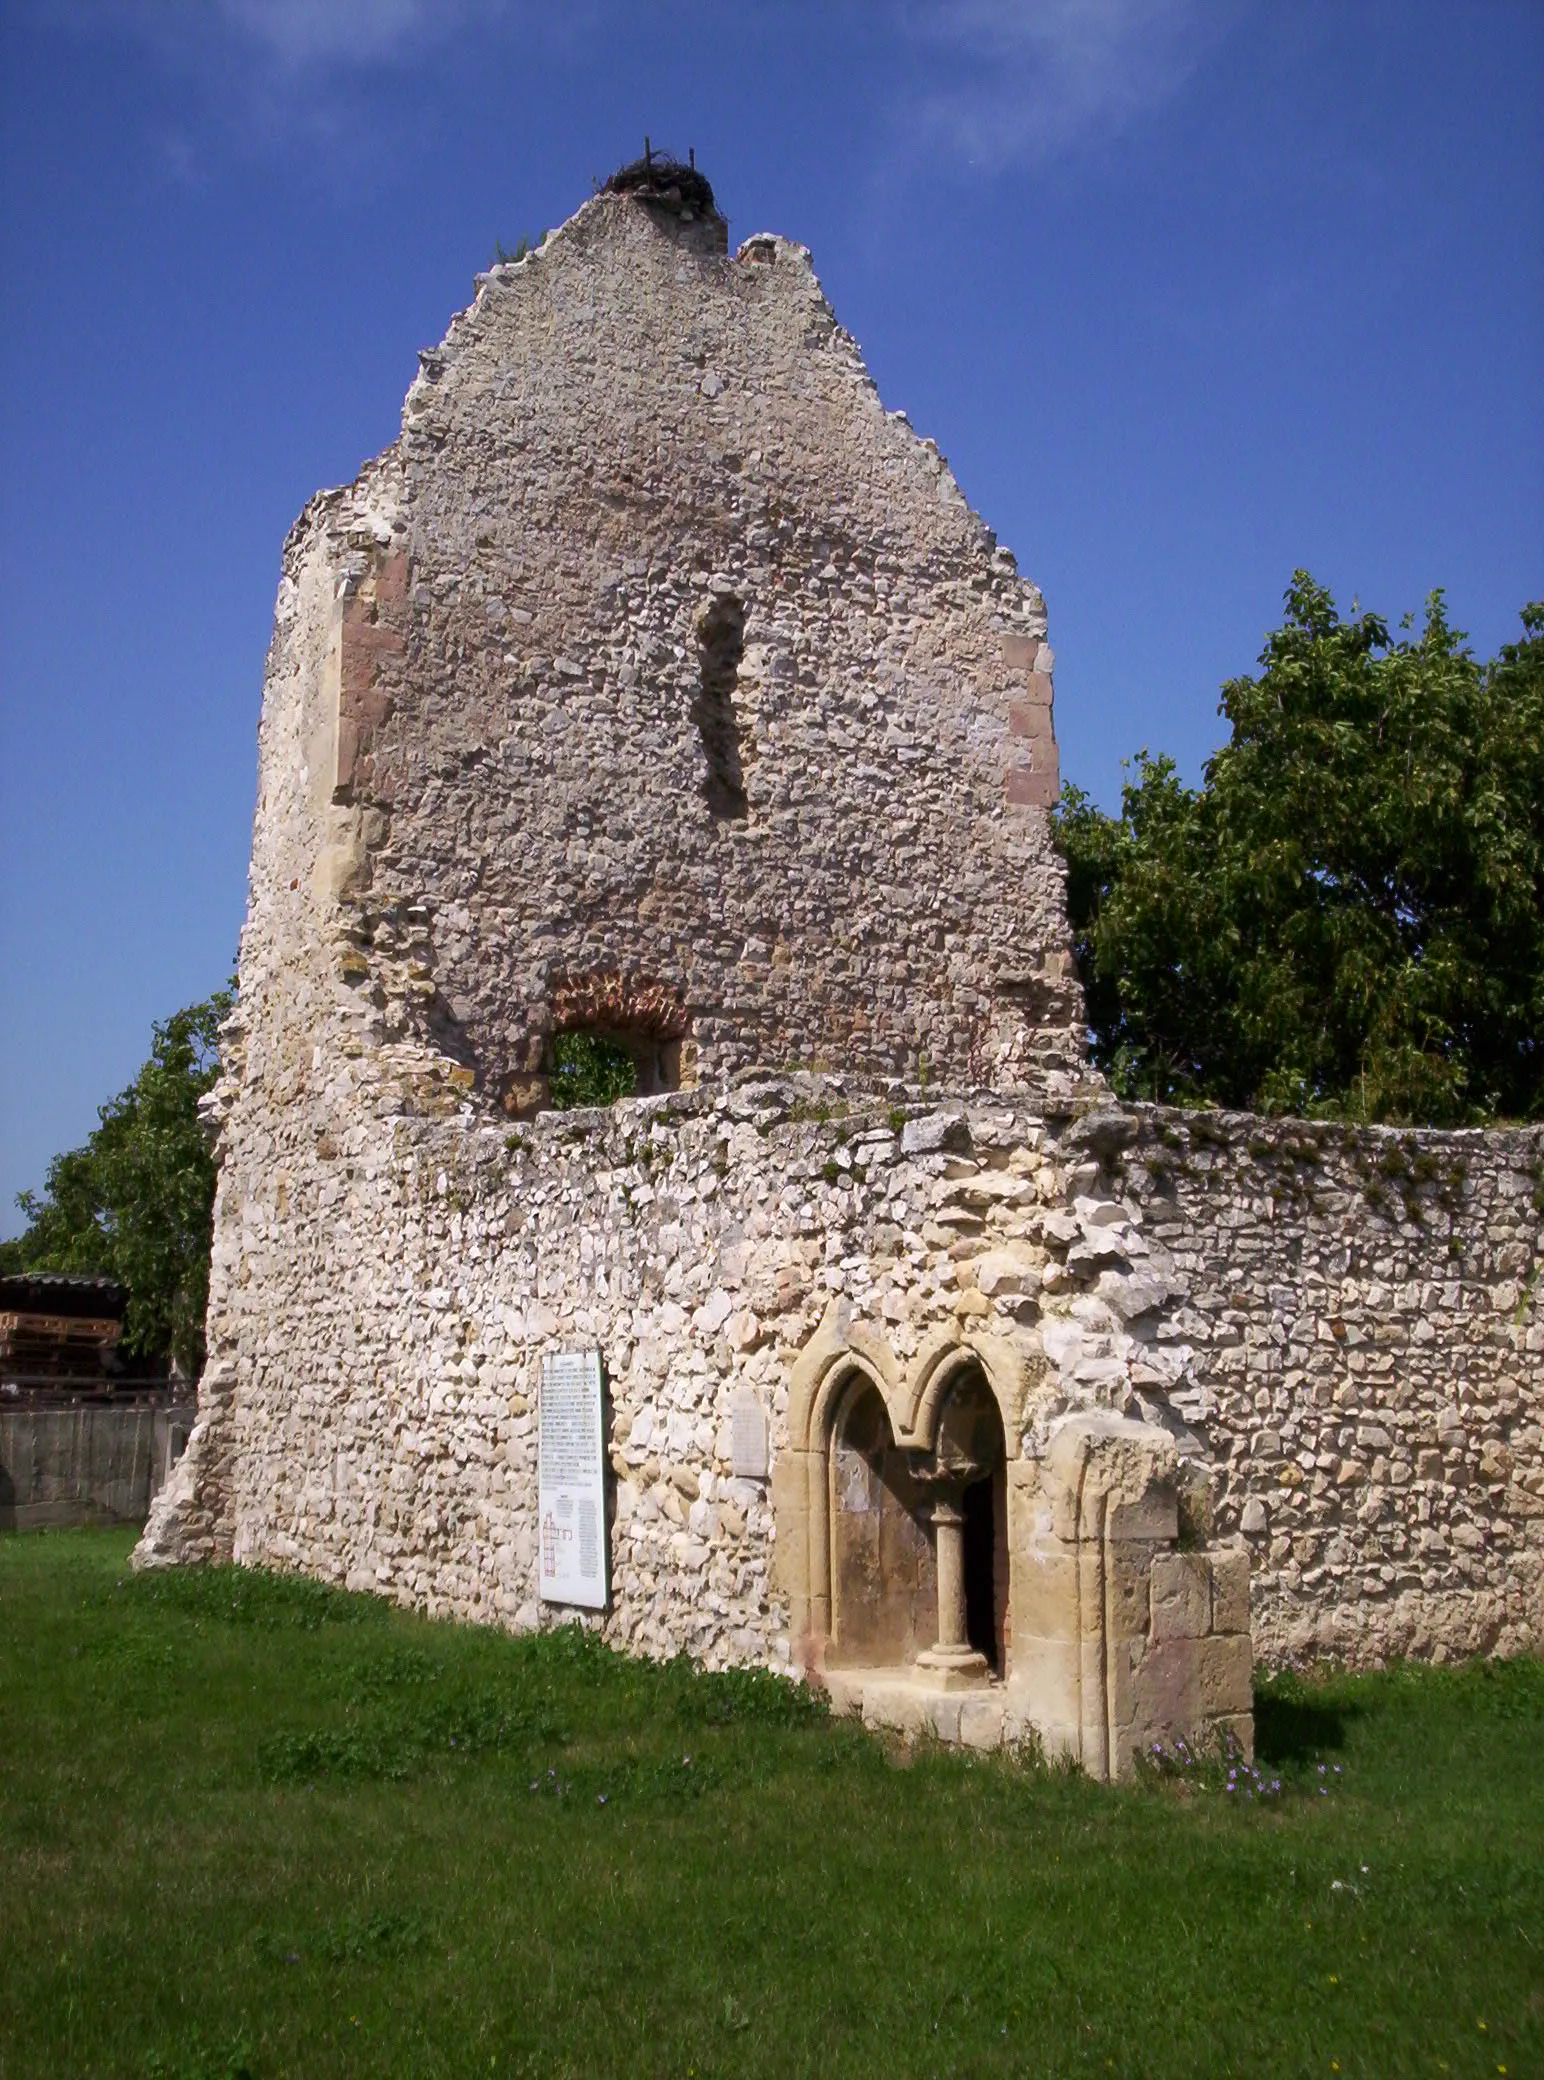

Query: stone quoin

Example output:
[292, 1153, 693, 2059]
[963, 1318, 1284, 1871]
[136, 166, 1543, 1778]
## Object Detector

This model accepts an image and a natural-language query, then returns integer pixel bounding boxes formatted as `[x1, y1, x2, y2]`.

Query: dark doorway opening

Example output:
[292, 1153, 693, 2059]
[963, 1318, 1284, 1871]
[935, 1364, 1007, 1678]
[962, 1473, 1000, 1672]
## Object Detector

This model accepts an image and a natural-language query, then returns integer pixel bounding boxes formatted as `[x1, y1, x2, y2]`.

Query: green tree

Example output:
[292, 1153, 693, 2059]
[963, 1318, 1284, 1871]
[548, 1031, 637, 1109]
[0, 989, 233, 1371]
[1055, 577, 1544, 1123]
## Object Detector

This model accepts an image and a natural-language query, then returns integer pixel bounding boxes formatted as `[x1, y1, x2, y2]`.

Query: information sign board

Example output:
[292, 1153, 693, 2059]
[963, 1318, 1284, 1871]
[729, 1386, 769, 1479]
[538, 1348, 607, 1609]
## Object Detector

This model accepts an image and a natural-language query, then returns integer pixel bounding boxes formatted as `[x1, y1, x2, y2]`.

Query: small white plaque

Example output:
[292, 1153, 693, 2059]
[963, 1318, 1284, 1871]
[729, 1387, 769, 1481]
[538, 1348, 607, 1609]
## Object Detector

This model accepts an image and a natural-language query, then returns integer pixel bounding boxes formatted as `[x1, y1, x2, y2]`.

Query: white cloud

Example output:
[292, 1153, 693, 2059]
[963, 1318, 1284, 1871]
[36, 0, 1231, 174]
[893, 0, 1238, 168]
[215, 0, 481, 70]
[36, 0, 535, 87]
[33, 0, 575, 158]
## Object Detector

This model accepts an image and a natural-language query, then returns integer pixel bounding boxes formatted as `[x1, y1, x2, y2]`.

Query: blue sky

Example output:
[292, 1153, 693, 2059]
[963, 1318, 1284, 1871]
[2, 0, 1541, 1232]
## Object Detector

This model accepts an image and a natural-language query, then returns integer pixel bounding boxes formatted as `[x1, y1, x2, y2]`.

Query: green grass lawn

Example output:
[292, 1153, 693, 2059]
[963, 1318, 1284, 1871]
[1, 1530, 1539, 2079]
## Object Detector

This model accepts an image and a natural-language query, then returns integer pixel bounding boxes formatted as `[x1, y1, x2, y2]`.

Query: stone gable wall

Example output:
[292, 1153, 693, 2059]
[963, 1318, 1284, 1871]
[133, 183, 1540, 1713]
[297, 191, 1080, 1109]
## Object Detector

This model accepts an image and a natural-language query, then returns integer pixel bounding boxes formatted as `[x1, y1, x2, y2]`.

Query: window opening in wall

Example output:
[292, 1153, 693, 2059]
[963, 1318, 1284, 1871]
[547, 1026, 684, 1109]
[692, 595, 749, 820]
[549, 1032, 638, 1109]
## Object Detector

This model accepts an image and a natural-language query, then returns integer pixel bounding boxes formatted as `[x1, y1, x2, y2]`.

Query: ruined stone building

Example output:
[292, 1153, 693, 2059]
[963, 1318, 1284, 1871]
[139, 164, 1542, 1776]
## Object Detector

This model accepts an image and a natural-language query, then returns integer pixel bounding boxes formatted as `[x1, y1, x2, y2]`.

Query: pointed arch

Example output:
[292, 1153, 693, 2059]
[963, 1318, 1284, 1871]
[776, 1306, 903, 1670]
[897, 1323, 1035, 1456]
[786, 1303, 902, 1453]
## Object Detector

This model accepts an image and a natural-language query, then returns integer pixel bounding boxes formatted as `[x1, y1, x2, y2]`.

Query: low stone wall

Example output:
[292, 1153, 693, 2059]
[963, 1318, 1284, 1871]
[140, 1073, 1541, 1680]
[1, 1404, 194, 1531]
[1110, 1109, 1543, 1667]
[143, 1079, 1064, 1665]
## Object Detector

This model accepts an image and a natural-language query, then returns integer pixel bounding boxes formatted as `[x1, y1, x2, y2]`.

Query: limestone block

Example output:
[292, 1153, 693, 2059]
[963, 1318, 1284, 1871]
[957, 1695, 1007, 1750]
[973, 1247, 1042, 1300]
[927, 1696, 964, 1744]
[1209, 1549, 1251, 1635]
[1009, 1635, 1083, 1732]
[902, 1111, 971, 1157]
[1108, 1491, 1180, 1544]
[1106, 1541, 1160, 1640]
[1012, 1548, 1080, 1642]
[1009, 714, 1054, 772]
[1125, 1639, 1201, 1751]
[1066, 1231, 1128, 1271]
[1044, 1412, 1181, 1544]
[1196, 1633, 1254, 1719]
[1095, 1270, 1174, 1322]
[1150, 1552, 1211, 1641]
[860, 1683, 928, 1740]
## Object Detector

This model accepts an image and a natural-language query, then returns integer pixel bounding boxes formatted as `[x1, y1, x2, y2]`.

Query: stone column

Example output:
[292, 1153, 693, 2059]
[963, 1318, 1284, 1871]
[918, 1494, 988, 1678]
[933, 1499, 969, 1652]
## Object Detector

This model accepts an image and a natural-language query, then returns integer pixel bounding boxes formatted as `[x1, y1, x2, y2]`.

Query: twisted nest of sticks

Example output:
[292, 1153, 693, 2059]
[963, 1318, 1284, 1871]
[604, 153, 717, 216]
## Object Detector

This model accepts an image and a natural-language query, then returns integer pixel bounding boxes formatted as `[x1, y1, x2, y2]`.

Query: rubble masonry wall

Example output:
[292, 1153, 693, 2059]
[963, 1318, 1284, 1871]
[141, 1079, 1542, 1674]
[1114, 1106, 1542, 1665]
[313, 190, 1081, 1107]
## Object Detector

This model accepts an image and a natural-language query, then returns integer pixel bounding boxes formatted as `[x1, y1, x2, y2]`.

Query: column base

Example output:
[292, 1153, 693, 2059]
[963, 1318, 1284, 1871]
[916, 1643, 990, 1684]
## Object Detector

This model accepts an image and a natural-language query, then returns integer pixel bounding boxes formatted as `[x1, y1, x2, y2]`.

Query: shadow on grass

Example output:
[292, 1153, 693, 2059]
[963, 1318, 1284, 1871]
[1252, 1653, 1544, 1767]
[1253, 1679, 1360, 1764]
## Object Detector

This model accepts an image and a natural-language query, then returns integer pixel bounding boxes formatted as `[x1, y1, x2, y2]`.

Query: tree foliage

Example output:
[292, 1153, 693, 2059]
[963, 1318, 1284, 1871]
[1055, 577, 1544, 1123]
[0, 990, 233, 1371]
[548, 1031, 638, 1110]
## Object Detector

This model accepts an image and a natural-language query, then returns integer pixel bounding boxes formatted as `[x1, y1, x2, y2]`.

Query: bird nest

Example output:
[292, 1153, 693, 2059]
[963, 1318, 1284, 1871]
[604, 150, 716, 217]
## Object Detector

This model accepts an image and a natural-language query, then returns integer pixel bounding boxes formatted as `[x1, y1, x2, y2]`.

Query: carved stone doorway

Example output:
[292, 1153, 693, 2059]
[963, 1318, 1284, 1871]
[915, 1364, 1006, 1682]
[825, 1360, 1008, 1684]
[828, 1378, 937, 1669]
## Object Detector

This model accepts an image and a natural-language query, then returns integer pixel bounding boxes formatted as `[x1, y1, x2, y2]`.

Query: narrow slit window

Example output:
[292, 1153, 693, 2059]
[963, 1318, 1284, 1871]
[693, 596, 749, 820]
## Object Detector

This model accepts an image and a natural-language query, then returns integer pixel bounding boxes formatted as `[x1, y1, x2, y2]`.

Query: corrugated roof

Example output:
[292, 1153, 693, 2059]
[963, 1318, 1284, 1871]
[0, 1273, 129, 1316]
